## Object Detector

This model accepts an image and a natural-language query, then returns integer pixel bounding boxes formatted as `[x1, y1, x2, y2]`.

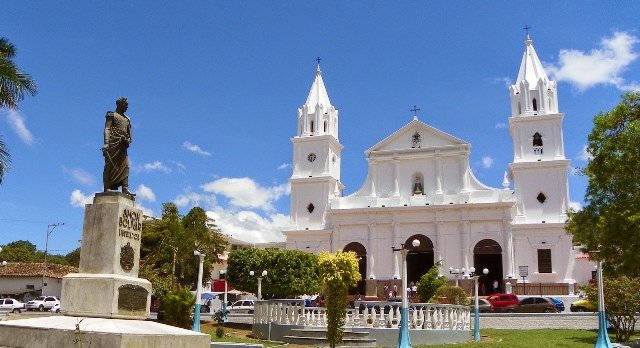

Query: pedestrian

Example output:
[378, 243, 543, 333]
[393, 284, 398, 298]
[411, 284, 417, 297]
[480, 283, 486, 295]
[492, 280, 499, 294]
[383, 285, 389, 298]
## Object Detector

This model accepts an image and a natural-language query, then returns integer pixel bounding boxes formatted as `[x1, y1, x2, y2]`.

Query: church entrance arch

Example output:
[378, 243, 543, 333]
[343, 242, 367, 295]
[473, 239, 503, 295]
[405, 235, 434, 284]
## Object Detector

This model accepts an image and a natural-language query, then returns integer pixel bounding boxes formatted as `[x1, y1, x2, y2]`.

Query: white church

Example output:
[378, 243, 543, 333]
[283, 36, 590, 296]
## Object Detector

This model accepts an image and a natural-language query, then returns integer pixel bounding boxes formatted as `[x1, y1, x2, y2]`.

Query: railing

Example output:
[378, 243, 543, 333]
[533, 146, 544, 155]
[512, 283, 569, 296]
[253, 299, 470, 331]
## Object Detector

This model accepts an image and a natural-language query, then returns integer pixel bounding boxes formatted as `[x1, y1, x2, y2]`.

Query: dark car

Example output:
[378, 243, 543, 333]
[514, 297, 558, 313]
[547, 297, 565, 312]
[486, 294, 519, 312]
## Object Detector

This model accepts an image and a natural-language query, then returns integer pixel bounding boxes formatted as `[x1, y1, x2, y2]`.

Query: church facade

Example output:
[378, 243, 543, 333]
[283, 37, 584, 295]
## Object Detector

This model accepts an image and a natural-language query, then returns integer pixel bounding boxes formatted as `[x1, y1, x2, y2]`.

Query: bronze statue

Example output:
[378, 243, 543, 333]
[102, 97, 135, 196]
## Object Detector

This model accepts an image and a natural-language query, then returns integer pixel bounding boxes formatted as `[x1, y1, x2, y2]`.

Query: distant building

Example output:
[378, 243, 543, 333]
[0, 262, 78, 301]
[283, 36, 588, 296]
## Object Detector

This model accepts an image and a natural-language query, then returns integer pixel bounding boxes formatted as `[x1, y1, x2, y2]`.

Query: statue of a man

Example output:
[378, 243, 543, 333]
[102, 97, 135, 196]
[413, 178, 423, 195]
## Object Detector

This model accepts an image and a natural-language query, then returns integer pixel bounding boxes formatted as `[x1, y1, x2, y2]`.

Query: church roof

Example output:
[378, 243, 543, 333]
[304, 65, 332, 110]
[365, 117, 467, 155]
[516, 36, 549, 86]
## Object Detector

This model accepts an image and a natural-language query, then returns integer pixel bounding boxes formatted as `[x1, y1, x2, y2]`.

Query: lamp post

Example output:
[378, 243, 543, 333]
[193, 250, 206, 332]
[43, 222, 64, 293]
[250, 270, 268, 300]
[449, 267, 465, 287]
[594, 260, 612, 348]
[219, 269, 228, 323]
[469, 267, 489, 342]
[392, 238, 420, 348]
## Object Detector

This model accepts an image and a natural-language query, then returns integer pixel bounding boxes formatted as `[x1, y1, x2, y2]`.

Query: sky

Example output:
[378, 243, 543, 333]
[1, 2, 639, 256]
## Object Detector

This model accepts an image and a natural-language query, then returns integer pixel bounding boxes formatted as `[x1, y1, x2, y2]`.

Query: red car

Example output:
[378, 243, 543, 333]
[485, 294, 519, 312]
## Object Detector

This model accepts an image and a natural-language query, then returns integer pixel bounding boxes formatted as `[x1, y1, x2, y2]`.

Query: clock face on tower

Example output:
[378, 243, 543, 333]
[308, 153, 316, 162]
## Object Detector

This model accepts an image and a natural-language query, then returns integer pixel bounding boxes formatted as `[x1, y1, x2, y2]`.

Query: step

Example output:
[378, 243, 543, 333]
[283, 335, 376, 347]
[288, 328, 370, 338]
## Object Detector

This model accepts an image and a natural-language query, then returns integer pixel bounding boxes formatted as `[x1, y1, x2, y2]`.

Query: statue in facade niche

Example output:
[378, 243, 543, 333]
[413, 178, 423, 195]
[102, 97, 135, 196]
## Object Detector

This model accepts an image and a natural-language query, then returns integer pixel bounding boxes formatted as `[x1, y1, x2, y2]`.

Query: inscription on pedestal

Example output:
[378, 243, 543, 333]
[118, 284, 148, 312]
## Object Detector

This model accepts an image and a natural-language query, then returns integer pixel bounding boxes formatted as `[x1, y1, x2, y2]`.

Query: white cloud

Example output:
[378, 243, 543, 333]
[70, 189, 93, 208]
[577, 145, 593, 162]
[5, 110, 34, 145]
[183, 141, 211, 156]
[135, 184, 156, 202]
[206, 208, 289, 243]
[62, 166, 95, 186]
[169, 161, 187, 172]
[201, 177, 289, 212]
[569, 201, 582, 212]
[143, 161, 170, 173]
[547, 32, 640, 91]
[277, 163, 291, 170]
[136, 203, 155, 219]
[174, 191, 217, 209]
[481, 156, 494, 169]
[494, 122, 507, 129]
[491, 77, 513, 87]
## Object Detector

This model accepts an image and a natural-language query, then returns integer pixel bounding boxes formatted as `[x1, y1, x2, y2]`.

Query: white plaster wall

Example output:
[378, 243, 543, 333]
[0, 276, 62, 298]
[290, 182, 331, 230]
[511, 116, 564, 163]
[512, 167, 567, 223]
[512, 226, 571, 283]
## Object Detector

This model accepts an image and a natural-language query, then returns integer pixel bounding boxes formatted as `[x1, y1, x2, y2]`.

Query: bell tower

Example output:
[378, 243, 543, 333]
[509, 35, 571, 224]
[289, 63, 343, 231]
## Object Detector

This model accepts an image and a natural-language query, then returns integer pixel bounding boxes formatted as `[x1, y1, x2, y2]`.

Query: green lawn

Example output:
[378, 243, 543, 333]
[418, 329, 624, 348]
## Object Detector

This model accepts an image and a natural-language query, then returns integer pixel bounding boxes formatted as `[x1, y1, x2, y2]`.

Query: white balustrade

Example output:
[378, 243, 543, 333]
[253, 300, 470, 331]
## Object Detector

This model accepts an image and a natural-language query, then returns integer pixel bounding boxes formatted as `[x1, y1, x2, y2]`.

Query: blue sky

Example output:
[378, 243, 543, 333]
[1, 2, 639, 255]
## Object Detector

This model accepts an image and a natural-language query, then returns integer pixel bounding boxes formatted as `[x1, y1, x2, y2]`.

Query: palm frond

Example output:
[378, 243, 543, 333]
[0, 135, 10, 184]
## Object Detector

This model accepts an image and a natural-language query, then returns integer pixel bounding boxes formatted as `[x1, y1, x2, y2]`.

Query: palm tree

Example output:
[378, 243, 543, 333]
[0, 37, 37, 184]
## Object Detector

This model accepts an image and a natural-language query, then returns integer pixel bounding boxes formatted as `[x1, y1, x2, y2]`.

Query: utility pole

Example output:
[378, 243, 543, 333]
[43, 222, 64, 294]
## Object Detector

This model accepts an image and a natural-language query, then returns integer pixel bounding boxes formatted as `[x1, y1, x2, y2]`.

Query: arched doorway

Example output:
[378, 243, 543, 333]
[344, 242, 367, 295]
[473, 239, 503, 295]
[405, 235, 434, 284]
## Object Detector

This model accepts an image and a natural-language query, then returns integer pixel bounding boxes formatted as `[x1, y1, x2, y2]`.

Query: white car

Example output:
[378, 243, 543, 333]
[50, 303, 61, 313]
[26, 296, 60, 311]
[228, 300, 255, 313]
[0, 298, 26, 313]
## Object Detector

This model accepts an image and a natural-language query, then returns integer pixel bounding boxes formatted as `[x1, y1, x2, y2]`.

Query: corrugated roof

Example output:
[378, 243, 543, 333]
[0, 262, 78, 279]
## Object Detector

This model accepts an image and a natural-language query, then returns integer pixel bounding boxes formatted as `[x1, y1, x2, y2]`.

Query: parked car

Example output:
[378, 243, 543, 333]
[570, 298, 596, 312]
[0, 298, 26, 313]
[547, 297, 565, 312]
[514, 297, 558, 313]
[26, 296, 60, 311]
[50, 303, 61, 313]
[470, 298, 494, 313]
[485, 294, 519, 312]
[228, 300, 254, 314]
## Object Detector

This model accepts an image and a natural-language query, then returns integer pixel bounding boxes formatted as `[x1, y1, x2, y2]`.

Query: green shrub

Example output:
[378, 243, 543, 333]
[417, 261, 447, 302]
[434, 286, 470, 305]
[162, 287, 195, 329]
[215, 325, 225, 338]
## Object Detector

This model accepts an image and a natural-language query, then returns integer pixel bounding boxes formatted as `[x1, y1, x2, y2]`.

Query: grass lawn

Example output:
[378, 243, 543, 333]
[418, 329, 625, 348]
[202, 323, 630, 348]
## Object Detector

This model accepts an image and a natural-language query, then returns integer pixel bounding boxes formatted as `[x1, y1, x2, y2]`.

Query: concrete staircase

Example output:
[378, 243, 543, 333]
[283, 329, 376, 346]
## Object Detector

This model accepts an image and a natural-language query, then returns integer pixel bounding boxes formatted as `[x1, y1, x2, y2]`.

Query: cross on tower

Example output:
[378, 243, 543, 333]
[523, 25, 531, 38]
[410, 105, 421, 116]
[316, 57, 321, 65]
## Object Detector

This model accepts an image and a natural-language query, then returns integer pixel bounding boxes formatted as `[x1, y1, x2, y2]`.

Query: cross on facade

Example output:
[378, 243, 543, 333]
[316, 57, 321, 65]
[410, 105, 421, 116]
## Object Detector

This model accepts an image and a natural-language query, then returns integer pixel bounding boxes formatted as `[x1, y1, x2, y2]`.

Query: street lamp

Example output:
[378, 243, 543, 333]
[250, 270, 268, 300]
[219, 269, 228, 323]
[594, 260, 613, 348]
[193, 250, 206, 332]
[449, 267, 466, 287]
[43, 223, 64, 293]
[469, 267, 489, 342]
[392, 238, 420, 348]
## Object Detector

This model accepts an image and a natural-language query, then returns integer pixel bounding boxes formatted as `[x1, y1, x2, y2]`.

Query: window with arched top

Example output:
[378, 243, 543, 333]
[533, 132, 543, 155]
[310, 120, 314, 133]
[532, 98, 538, 111]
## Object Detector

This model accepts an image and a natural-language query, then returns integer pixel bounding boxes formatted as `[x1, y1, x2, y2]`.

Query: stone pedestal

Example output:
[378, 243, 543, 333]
[61, 192, 151, 320]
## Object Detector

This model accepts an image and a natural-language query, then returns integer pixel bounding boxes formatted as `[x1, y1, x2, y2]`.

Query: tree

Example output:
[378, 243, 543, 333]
[226, 248, 320, 299]
[582, 275, 640, 342]
[417, 261, 447, 303]
[65, 247, 81, 267]
[566, 92, 640, 275]
[434, 286, 470, 305]
[0, 240, 42, 262]
[318, 250, 361, 348]
[0, 37, 38, 184]
[140, 203, 227, 296]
